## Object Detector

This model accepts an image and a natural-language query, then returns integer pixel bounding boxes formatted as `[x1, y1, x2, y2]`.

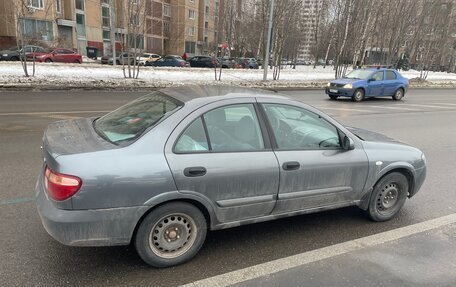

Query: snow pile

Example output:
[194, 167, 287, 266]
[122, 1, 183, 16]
[1, 62, 456, 90]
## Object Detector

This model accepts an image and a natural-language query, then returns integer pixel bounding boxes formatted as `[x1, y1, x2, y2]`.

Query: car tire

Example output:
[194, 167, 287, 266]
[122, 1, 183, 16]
[45, 59, 52, 63]
[116, 60, 121, 65]
[73, 60, 80, 64]
[367, 172, 408, 222]
[329, 95, 338, 100]
[392, 88, 404, 101]
[135, 202, 207, 268]
[10, 56, 19, 61]
[352, 89, 365, 102]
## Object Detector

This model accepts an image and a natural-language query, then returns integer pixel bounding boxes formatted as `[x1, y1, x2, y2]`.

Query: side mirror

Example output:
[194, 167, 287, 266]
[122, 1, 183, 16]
[343, 135, 355, 150]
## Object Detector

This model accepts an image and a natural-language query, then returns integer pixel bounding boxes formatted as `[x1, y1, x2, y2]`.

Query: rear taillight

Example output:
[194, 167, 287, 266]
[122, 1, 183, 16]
[44, 167, 82, 201]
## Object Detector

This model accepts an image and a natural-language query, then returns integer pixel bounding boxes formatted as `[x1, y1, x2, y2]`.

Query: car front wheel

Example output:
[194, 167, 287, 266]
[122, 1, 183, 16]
[135, 202, 207, 267]
[367, 172, 408, 222]
[392, 88, 404, 101]
[352, 89, 365, 102]
[329, 95, 338, 100]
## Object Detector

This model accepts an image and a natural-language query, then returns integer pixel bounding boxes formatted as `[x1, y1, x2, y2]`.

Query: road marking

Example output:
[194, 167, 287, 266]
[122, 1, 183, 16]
[0, 197, 35, 206]
[432, 103, 456, 106]
[0, 111, 109, 116]
[403, 104, 452, 109]
[181, 213, 456, 287]
[363, 105, 420, 111]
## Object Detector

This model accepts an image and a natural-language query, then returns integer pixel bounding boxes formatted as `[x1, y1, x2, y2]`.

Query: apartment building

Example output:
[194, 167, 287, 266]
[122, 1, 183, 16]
[0, 0, 220, 56]
[298, 0, 323, 60]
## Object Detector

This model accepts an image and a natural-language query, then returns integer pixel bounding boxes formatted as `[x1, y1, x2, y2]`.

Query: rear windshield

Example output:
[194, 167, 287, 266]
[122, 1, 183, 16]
[94, 92, 182, 145]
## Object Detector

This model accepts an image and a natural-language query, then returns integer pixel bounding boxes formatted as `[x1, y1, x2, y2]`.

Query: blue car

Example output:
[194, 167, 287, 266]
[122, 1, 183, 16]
[325, 68, 409, 102]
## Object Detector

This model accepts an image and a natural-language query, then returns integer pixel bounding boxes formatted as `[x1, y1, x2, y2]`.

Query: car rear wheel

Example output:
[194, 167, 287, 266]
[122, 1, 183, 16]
[392, 88, 404, 101]
[45, 59, 52, 63]
[352, 89, 365, 102]
[73, 60, 80, 64]
[367, 172, 408, 222]
[10, 56, 20, 61]
[329, 95, 338, 100]
[135, 202, 207, 267]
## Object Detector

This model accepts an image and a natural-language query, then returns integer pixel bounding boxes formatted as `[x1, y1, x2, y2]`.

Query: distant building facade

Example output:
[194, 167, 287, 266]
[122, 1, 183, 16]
[0, 0, 220, 56]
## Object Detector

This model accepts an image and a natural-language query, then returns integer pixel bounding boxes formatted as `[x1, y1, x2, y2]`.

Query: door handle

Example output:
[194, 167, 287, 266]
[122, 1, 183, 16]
[184, 167, 207, 177]
[282, 161, 300, 171]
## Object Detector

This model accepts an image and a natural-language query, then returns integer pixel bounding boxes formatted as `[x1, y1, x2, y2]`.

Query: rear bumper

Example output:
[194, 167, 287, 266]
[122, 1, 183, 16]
[35, 173, 148, 246]
[325, 88, 355, 97]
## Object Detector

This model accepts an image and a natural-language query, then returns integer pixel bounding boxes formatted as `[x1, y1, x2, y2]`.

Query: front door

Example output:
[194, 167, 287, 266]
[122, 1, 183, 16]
[165, 99, 279, 223]
[367, 71, 384, 96]
[259, 102, 368, 214]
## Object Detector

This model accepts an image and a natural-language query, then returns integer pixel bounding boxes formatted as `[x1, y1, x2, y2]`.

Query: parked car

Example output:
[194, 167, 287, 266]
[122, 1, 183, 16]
[27, 48, 83, 63]
[238, 57, 259, 69]
[188, 56, 218, 68]
[0, 45, 45, 61]
[325, 68, 409, 102]
[36, 85, 426, 268]
[101, 53, 138, 65]
[146, 55, 187, 67]
[138, 53, 161, 66]
[217, 57, 236, 68]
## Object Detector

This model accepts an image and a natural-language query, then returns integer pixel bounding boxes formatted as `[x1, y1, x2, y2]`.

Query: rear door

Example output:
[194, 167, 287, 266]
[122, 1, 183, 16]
[384, 70, 399, 95]
[165, 98, 279, 223]
[258, 99, 368, 214]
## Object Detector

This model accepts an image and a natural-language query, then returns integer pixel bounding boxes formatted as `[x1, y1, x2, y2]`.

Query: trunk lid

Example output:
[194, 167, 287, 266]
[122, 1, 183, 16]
[43, 118, 118, 159]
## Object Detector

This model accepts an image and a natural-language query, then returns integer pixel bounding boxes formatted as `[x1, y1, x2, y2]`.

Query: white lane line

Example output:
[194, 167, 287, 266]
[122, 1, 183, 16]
[404, 104, 453, 109]
[363, 105, 420, 111]
[0, 111, 109, 116]
[314, 106, 373, 113]
[181, 213, 456, 287]
[432, 103, 456, 106]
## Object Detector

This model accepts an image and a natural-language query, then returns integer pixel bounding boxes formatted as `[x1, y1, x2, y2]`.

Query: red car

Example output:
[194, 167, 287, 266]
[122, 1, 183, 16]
[27, 48, 83, 64]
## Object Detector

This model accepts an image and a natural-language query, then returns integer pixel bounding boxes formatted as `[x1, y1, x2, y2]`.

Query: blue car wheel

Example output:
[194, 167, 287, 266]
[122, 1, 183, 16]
[393, 88, 404, 101]
[352, 89, 365, 102]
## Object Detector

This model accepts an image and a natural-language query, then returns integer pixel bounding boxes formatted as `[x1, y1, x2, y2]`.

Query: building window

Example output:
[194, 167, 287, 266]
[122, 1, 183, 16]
[22, 18, 54, 41]
[188, 9, 195, 19]
[102, 6, 110, 27]
[103, 30, 110, 41]
[163, 4, 171, 17]
[76, 13, 86, 37]
[56, 0, 61, 13]
[188, 27, 195, 36]
[29, 0, 44, 9]
[185, 41, 195, 53]
[75, 0, 84, 11]
[163, 22, 170, 34]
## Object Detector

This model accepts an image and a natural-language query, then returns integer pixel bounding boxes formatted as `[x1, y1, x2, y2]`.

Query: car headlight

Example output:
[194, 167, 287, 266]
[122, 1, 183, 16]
[2, 54, 8, 57]
[327, 82, 331, 87]
[343, 83, 353, 89]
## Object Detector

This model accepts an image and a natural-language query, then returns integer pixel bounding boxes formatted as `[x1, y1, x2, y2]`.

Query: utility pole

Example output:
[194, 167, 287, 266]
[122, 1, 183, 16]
[110, 0, 116, 66]
[263, 0, 274, 81]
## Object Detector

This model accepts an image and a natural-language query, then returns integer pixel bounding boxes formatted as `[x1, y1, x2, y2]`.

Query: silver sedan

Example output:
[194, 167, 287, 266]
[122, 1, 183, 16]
[36, 86, 426, 267]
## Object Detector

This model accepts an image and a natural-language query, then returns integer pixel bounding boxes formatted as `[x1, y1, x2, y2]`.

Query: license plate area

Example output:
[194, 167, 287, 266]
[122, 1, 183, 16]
[329, 89, 338, 93]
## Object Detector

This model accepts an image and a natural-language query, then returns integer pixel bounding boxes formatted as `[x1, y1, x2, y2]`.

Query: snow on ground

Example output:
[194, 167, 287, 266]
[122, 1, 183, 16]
[1, 62, 456, 89]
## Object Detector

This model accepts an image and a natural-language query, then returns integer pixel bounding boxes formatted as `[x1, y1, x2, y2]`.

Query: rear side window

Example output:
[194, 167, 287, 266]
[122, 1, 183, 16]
[386, 71, 397, 80]
[372, 71, 384, 81]
[174, 104, 265, 153]
[94, 92, 182, 145]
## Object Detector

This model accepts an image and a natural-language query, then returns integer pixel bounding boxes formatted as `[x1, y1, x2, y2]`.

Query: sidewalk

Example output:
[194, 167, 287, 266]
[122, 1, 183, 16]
[183, 214, 456, 287]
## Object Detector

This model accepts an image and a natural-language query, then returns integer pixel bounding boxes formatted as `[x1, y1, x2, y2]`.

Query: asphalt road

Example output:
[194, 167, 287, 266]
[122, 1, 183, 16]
[1, 88, 455, 286]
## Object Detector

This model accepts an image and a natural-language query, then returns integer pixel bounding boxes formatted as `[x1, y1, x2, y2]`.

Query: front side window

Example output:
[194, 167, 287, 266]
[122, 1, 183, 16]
[174, 104, 265, 153]
[372, 71, 384, 81]
[263, 104, 341, 150]
[94, 92, 182, 145]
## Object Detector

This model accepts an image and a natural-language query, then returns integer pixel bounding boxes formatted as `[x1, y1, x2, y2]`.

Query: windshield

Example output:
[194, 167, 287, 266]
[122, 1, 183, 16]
[94, 92, 182, 145]
[344, 69, 374, 80]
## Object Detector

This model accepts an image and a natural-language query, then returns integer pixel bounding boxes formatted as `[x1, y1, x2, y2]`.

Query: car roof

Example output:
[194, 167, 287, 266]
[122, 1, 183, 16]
[159, 85, 287, 104]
